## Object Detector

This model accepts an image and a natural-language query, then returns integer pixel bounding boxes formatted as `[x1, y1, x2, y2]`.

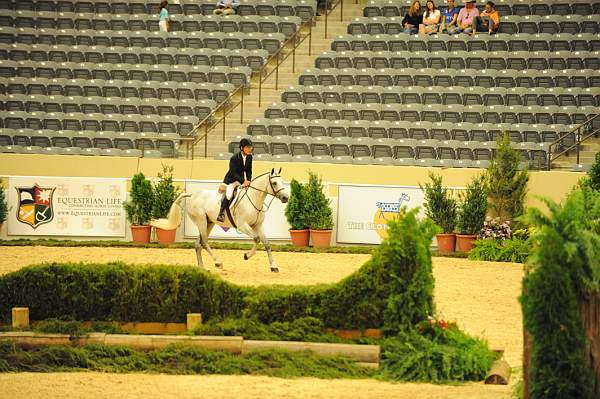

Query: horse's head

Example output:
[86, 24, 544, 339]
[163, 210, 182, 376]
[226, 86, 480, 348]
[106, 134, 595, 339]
[269, 168, 289, 204]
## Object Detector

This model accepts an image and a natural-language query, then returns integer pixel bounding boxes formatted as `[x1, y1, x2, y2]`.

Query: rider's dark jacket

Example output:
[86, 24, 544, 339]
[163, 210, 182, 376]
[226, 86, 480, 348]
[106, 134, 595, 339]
[224, 152, 252, 185]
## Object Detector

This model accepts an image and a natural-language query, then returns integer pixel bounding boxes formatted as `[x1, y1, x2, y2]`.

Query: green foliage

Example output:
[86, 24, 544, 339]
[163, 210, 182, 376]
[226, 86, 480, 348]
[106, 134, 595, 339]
[378, 327, 497, 383]
[420, 172, 457, 233]
[468, 238, 530, 263]
[33, 318, 123, 336]
[194, 317, 346, 343]
[457, 174, 488, 235]
[0, 263, 249, 324]
[284, 179, 308, 230]
[521, 188, 600, 399]
[486, 133, 529, 223]
[0, 178, 7, 224]
[123, 173, 154, 225]
[0, 209, 438, 334]
[0, 319, 497, 382]
[305, 171, 334, 230]
[244, 209, 438, 332]
[0, 341, 372, 379]
[151, 164, 181, 219]
[582, 152, 600, 191]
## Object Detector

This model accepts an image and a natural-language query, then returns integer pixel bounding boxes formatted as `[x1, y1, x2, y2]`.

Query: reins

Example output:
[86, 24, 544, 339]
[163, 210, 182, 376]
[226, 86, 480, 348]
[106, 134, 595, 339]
[231, 173, 284, 225]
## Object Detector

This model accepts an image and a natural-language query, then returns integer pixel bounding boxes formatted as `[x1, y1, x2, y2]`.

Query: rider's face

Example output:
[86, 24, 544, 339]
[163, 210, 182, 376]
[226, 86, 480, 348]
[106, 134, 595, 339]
[242, 145, 253, 155]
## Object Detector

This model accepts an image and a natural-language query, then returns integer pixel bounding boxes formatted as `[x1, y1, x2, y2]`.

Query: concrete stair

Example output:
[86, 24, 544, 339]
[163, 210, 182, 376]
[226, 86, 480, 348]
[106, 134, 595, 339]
[189, 0, 366, 158]
[551, 136, 600, 170]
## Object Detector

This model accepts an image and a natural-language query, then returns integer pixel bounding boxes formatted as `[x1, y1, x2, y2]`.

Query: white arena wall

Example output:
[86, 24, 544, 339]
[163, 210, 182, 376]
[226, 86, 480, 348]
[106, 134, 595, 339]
[0, 154, 583, 244]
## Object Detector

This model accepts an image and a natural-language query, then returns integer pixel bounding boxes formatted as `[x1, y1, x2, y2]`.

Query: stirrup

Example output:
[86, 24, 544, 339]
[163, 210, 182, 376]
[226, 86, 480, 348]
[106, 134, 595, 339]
[217, 212, 225, 222]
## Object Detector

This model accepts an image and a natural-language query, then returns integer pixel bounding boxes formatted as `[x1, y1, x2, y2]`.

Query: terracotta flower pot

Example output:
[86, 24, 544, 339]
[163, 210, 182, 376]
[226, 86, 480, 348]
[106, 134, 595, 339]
[156, 227, 177, 245]
[289, 229, 310, 247]
[456, 234, 477, 252]
[310, 229, 332, 248]
[131, 225, 152, 244]
[436, 233, 456, 253]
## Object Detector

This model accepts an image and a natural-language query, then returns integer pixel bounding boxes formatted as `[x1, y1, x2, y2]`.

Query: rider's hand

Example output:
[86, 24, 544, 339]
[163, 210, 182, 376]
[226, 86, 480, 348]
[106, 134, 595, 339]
[243, 180, 251, 187]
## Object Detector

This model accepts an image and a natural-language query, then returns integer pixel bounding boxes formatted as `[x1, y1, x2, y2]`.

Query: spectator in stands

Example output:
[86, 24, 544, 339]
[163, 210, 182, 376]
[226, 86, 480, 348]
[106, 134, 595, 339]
[214, 0, 240, 15]
[158, 1, 170, 32]
[439, 0, 460, 33]
[317, 0, 327, 16]
[419, 0, 441, 35]
[449, 0, 479, 34]
[472, 1, 500, 34]
[402, 1, 423, 34]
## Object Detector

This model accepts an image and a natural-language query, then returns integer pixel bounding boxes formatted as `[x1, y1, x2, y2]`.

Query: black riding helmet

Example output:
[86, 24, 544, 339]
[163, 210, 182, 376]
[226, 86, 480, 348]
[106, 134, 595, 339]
[239, 138, 253, 149]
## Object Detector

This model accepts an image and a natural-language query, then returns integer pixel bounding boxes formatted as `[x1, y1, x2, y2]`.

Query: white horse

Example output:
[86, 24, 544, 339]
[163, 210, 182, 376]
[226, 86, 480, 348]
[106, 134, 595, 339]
[150, 168, 290, 273]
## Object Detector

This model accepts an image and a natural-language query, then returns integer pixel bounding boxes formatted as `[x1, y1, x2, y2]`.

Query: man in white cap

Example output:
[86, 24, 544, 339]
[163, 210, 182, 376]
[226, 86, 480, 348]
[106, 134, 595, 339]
[449, 0, 479, 34]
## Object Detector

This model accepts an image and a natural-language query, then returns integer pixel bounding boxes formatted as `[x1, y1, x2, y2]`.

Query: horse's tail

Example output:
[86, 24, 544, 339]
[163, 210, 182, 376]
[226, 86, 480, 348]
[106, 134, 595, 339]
[150, 192, 192, 230]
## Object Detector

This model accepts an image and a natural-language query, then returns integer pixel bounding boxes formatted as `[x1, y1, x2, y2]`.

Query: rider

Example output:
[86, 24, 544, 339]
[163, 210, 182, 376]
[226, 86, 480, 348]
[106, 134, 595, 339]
[217, 138, 253, 222]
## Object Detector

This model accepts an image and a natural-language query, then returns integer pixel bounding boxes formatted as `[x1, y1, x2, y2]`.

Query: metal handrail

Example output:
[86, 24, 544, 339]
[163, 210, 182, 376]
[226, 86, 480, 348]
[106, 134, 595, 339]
[257, 20, 313, 106]
[184, 18, 315, 158]
[547, 114, 600, 170]
[324, 0, 344, 39]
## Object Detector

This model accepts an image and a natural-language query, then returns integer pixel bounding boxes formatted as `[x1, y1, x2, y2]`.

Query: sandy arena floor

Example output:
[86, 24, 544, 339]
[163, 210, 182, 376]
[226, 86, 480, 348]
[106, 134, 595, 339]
[0, 246, 524, 399]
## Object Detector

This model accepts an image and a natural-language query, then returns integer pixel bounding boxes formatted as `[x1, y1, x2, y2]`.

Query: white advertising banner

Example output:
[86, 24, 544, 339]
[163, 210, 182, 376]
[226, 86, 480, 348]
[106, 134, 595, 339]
[336, 184, 428, 244]
[183, 180, 291, 240]
[7, 176, 127, 237]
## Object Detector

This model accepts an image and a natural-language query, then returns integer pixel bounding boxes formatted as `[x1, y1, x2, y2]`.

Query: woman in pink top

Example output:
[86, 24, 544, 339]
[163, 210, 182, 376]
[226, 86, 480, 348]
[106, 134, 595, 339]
[448, 0, 479, 34]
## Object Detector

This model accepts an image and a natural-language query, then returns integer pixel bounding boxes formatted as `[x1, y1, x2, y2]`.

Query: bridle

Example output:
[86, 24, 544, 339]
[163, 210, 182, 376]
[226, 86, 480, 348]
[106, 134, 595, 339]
[232, 173, 286, 220]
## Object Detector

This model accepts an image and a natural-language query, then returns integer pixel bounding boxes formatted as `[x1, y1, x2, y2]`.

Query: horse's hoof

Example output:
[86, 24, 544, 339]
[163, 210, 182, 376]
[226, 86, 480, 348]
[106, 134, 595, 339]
[244, 253, 249, 260]
[215, 263, 223, 269]
[270, 267, 279, 273]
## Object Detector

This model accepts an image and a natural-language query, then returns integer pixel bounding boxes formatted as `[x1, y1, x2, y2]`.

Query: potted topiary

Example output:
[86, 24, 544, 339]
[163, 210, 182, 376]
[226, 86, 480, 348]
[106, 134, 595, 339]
[420, 172, 457, 253]
[124, 172, 154, 244]
[306, 171, 334, 248]
[285, 178, 310, 247]
[151, 164, 181, 245]
[456, 174, 488, 252]
[0, 178, 7, 233]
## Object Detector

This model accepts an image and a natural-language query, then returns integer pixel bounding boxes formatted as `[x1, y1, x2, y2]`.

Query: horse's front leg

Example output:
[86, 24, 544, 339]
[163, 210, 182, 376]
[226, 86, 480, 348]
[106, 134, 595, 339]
[255, 224, 278, 273]
[238, 222, 260, 261]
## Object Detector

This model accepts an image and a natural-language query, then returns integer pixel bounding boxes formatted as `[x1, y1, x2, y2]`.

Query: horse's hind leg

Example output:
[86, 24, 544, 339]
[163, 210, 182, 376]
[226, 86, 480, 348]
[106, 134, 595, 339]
[192, 216, 222, 269]
[194, 236, 207, 270]
[202, 222, 223, 268]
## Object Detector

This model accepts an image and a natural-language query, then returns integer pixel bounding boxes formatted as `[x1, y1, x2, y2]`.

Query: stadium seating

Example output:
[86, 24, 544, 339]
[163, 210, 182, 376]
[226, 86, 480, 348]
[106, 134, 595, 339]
[224, 0, 600, 168]
[0, 0, 312, 157]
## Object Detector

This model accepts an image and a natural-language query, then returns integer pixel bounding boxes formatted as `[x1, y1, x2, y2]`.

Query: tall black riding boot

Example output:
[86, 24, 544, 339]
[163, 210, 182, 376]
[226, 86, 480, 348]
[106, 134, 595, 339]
[217, 196, 228, 222]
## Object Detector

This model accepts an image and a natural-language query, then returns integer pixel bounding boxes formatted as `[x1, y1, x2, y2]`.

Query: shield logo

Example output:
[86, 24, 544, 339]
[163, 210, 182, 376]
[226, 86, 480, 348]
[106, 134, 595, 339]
[16, 184, 55, 229]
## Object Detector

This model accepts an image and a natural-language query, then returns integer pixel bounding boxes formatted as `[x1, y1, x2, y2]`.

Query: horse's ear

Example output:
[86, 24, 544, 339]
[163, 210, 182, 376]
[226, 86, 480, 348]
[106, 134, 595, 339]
[278, 168, 282, 174]
[271, 168, 274, 175]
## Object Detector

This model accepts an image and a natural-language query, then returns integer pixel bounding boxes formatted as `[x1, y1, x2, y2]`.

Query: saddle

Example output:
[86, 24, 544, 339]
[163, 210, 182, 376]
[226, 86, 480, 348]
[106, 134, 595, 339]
[217, 182, 241, 227]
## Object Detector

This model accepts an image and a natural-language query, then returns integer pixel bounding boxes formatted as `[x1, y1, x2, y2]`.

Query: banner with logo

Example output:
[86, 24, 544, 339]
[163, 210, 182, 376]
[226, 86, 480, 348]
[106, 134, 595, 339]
[336, 184, 429, 244]
[7, 176, 127, 237]
[183, 180, 291, 240]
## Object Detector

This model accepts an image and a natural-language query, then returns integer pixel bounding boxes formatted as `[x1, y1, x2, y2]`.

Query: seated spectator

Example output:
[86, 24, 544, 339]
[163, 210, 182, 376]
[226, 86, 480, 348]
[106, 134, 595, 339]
[449, 0, 479, 34]
[214, 0, 239, 15]
[420, 0, 441, 35]
[439, 0, 460, 33]
[158, 1, 170, 32]
[472, 1, 500, 34]
[317, 0, 327, 16]
[402, 0, 423, 34]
